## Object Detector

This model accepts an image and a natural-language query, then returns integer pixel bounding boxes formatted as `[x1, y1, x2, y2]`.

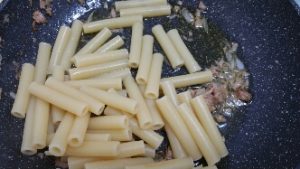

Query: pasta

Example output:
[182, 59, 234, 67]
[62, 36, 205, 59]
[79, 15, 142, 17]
[85, 157, 154, 169]
[88, 128, 133, 141]
[68, 113, 91, 147]
[118, 141, 145, 158]
[92, 67, 131, 80]
[178, 103, 220, 166]
[145, 53, 164, 99]
[68, 59, 129, 80]
[115, 0, 167, 11]
[11, 63, 35, 118]
[68, 157, 100, 169]
[144, 144, 156, 158]
[135, 35, 154, 84]
[123, 76, 153, 129]
[156, 96, 202, 160]
[164, 124, 187, 159]
[120, 5, 171, 18]
[34, 42, 52, 83]
[28, 82, 89, 117]
[88, 115, 129, 130]
[177, 90, 192, 107]
[83, 15, 143, 34]
[60, 20, 83, 70]
[160, 80, 179, 105]
[125, 157, 194, 169]
[48, 25, 71, 74]
[129, 119, 163, 149]
[95, 35, 124, 54]
[152, 24, 184, 69]
[45, 77, 105, 115]
[161, 70, 213, 88]
[145, 99, 164, 130]
[191, 96, 229, 158]
[202, 166, 218, 169]
[84, 133, 111, 142]
[65, 141, 120, 157]
[74, 49, 129, 67]
[49, 113, 75, 156]
[80, 86, 138, 115]
[128, 22, 144, 68]
[75, 28, 112, 56]
[65, 78, 122, 90]
[167, 29, 201, 73]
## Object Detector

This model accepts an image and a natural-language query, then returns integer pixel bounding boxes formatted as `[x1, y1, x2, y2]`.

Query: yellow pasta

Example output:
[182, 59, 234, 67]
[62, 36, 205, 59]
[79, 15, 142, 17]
[125, 157, 194, 169]
[88, 115, 129, 130]
[120, 5, 171, 18]
[161, 70, 213, 88]
[11, 63, 35, 118]
[65, 141, 120, 157]
[84, 133, 111, 142]
[68, 157, 100, 169]
[152, 24, 184, 69]
[164, 124, 187, 159]
[160, 80, 179, 105]
[118, 141, 145, 158]
[48, 25, 71, 74]
[61, 20, 83, 70]
[65, 78, 122, 90]
[156, 96, 202, 160]
[68, 59, 129, 80]
[83, 15, 143, 34]
[34, 42, 52, 83]
[45, 77, 105, 115]
[177, 90, 192, 107]
[191, 96, 229, 158]
[68, 113, 91, 147]
[115, 0, 167, 11]
[75, 28, 112, 55]
[178, 103, 220, 166]
[144, 144, 156, 158]
[123, 76, 153, 129]
[28, 82, 89, 117]
[128, 22, 144, 68]
[167, 29, 201, 73]
[145, 99, 164, 130]
[88, 128, 133, 141]
[202, 166, 218, 169]
[85, 158, 153, 169]
[95, 35, 124, 54]
[81, 86, 138, 115]
[49, 113, 75, 156]
[145, 53, 164, 99]
[135, 35, 154, 84]
[92, 67, 131, 80]
[74, 49, 129, 67]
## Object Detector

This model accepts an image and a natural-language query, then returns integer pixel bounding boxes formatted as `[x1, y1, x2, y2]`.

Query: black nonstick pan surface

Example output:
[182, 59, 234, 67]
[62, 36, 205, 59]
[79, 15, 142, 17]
[0, 0, 299, 169]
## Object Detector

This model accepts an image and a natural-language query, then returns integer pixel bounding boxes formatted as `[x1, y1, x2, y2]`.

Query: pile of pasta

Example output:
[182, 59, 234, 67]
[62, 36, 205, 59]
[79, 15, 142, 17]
[10, 0, 228, 169]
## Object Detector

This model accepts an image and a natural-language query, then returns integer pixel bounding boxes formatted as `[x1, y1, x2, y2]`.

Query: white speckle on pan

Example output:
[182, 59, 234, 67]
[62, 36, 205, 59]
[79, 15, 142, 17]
[9, 92, 16, 99]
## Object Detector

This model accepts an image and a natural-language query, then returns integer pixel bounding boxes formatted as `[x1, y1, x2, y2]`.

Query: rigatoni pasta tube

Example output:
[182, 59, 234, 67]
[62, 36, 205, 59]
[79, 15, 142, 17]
[88, 115, 129, 130]
[49, 113, 74, 156]
[21, 98, 37, 155]
[83, 15, 143, 34]
[28, 82, 89, 117]
[85, 133, 111, 142]
[95, 35, 124, 54]
[93, 68, 131, 80]
[68, 59, 129, 80]
[178, 103, 220, 166]
[120, 5, 171, 18]
[161, 70, 213, 88]
[191, 96, 228, 158]
[11, 63, 35, 118]
[68, 113, 91, 147]
[144, 144, 155, 158]
[48, 25, 71, 74]
[88, 129, 132, 141]
[115, 0, 167, 11]
[167, 29, 201, 73]
[61, 20, 83, 70]
[152, 24, 184, 69]
[160, 80, 179, 105]
[74, 49, 129, 67]
[80, 86, 137, 115]
[177, 90, 192, 106]
[145, 99, 164, 130]
[156, 96, 202, 160]
[75, 28, 112, 55]
[34, 42, 52, 83]
[45, 77, 105, 115]
[135, 35, 154, 84]
[65, 78, 122, 90]
[128, 22, 143, 68]
[85, 158, 154, 169]
[123, 76, 153, 129]
[68, 157, 100, 169]
[145, 53, 164, 99]
[129, 119, 163, 149]
[202, 166, 218, 169]
[118, 141, 145, 158]
[65, 141, 120, 157]
[125, 157, 194, 169]
[51, 66, 65, 124]
[164, 124, 187, 159]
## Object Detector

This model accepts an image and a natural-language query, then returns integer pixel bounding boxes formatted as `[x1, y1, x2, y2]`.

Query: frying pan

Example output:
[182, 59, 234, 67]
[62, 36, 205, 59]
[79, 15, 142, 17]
[0, 0, 299, 169]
